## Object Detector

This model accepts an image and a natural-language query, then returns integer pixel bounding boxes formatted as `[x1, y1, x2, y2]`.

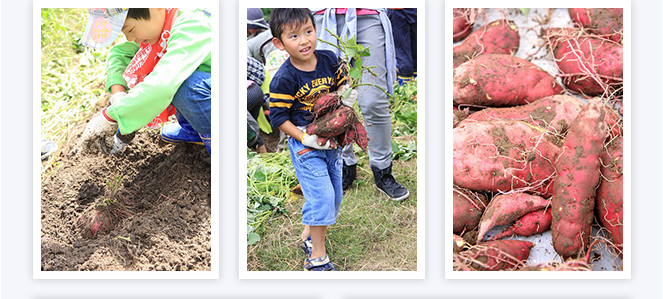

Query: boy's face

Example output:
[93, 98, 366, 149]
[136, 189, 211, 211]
[122, 8, 167, 45]
[273, 18, 317, 67]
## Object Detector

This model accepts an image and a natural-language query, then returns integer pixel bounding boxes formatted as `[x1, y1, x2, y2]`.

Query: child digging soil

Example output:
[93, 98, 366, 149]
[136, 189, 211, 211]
[77, 8, 212, 155]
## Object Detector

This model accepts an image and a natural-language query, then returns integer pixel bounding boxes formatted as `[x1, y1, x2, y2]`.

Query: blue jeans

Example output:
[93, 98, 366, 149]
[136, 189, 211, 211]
[170, 70, 211, 135]
[288, 137, 343, 226]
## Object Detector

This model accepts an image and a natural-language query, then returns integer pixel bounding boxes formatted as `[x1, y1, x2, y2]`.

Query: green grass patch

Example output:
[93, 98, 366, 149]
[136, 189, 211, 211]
[40, 8, 112, 175]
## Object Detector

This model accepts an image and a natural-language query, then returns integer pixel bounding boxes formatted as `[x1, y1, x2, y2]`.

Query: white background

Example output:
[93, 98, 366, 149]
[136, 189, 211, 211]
[2, 0, 662, 298]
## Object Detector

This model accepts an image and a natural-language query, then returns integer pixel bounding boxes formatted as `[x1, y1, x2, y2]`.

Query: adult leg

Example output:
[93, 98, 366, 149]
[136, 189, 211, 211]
[388, 9, 414, 84]
[353, 15, 409, 200]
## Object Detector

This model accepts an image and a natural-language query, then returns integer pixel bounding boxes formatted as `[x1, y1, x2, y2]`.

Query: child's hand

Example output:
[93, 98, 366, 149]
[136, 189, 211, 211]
[79, 108, 118, 154]
[339, 85, 357, 107]
[301, 133, 331, 150]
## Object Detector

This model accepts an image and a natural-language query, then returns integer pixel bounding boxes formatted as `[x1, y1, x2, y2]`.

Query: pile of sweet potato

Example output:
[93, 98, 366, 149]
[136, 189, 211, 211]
[452, 8, 624, 271]
[307, 91, 368, 151]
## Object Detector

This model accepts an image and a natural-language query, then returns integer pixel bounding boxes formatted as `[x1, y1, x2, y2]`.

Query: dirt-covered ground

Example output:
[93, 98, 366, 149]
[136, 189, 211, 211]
[41, 124, 211, 271]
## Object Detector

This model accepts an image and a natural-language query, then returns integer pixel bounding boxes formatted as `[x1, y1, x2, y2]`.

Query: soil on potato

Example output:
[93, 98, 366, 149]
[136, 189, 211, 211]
[41, 126, 211, 271]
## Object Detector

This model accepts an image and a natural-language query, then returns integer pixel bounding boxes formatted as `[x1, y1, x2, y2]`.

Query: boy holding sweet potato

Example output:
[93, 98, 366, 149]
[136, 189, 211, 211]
[267, 8, 357, 271]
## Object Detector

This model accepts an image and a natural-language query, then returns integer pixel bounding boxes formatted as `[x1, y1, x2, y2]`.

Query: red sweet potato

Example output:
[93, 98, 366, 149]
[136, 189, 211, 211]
[551, 99, 608, 259]
[477, 192, 551, 242]
[453, 8, 473, 42]
[457, 239, 534, 271]
[548, 27, 623, 96]
[568, 8, 623, 43]
[460, 95, 583, 135]
[491, 208, 552, 240]
[453, 186, 489, 235]
[453, 120, 560, 197]
[596, 135, 624, 255]
[453, 54, 563, 107]
[453, 19, 520, 68]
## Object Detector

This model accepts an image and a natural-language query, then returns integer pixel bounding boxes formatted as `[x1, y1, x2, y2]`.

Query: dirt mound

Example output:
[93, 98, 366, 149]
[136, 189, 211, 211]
[41, 129, 211, 271]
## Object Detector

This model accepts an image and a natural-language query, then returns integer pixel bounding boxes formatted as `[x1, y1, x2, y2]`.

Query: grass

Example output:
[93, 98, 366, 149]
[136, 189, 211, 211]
[247, 80, 418, 271]
[247, 154, 417, 271]
[40, 8, 113, 176]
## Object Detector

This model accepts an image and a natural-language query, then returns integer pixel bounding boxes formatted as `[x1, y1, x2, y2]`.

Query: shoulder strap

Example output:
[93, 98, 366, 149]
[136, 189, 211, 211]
[258, 37, 273, 64]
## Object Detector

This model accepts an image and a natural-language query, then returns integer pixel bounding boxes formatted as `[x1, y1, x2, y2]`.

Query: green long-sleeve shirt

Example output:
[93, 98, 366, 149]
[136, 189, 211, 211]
[105, 8, 212, 134]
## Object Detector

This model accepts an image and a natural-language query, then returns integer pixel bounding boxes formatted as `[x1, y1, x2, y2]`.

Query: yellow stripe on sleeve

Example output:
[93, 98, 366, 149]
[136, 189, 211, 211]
[270, 93, 295, 100]
[269, 102, 293, 108]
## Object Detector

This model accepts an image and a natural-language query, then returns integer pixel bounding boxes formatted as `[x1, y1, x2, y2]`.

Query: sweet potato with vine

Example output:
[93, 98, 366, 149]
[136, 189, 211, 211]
[453, 186, 489, 235]
[548, 27, 623, 96]
[307, 91, 368, 151]
[568, 8, 623, 43]
[460, 95, 583, 134]
[491, 208, 552, 240]
[453, 54, 563, 107]
[596, 135, 624, 255]
[453, 120, 560, 197]
[453, 19, 520, 68]
[456, 239, 534, 271]
[551, 100, 608, 260]
[476, 192, 551, 242]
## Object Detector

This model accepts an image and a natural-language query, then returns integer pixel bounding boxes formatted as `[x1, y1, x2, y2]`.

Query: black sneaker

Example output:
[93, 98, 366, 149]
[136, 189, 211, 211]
[371, 163, 410, 201]
[342, 162, 357, 190]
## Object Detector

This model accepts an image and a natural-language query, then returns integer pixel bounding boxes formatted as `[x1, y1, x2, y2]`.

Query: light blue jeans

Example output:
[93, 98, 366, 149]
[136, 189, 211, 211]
[288, 136, 343, 226]
[170, 70, 212, 135]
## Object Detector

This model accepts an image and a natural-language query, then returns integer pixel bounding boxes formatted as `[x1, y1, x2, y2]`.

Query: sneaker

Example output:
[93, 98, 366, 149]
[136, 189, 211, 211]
[342, 162, 357, 190]
[304, 254, 337, 271]
[299, 236, 313, 257]
[371, 163, 410, 201]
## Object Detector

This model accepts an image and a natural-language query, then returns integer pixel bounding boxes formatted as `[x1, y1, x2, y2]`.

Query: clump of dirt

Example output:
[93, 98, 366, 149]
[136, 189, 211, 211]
[41, 127, 211, 271]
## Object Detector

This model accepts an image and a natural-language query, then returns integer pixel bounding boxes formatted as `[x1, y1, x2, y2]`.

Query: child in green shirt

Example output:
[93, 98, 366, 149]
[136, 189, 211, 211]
[79, 8, 212, 155]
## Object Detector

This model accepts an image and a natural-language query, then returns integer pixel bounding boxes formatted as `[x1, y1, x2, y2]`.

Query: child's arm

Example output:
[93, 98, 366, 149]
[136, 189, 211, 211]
[106, 11, 211, 134]
[106, 41, 140, 93]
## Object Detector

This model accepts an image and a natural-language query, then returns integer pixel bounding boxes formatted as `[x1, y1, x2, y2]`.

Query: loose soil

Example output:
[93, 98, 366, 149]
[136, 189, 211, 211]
[41, 124, 211, 271]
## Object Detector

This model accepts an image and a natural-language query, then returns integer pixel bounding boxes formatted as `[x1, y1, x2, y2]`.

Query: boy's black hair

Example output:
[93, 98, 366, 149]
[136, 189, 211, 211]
[127, 8, 151, 21]
[269, 8, 315, 40]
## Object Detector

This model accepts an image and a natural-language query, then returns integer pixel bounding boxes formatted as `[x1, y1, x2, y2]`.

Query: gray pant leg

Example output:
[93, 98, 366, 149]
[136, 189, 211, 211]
[314, 14, 394, 170]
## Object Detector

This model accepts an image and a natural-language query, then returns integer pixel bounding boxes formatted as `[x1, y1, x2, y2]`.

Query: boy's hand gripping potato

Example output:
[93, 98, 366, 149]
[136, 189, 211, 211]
[301, 132, 331, 150]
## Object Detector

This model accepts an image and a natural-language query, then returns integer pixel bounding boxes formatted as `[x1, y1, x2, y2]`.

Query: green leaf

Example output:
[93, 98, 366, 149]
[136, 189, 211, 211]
[349, 68, 362, 81]
[355, 57, 363, 70]
[519, 8, 530, 15]
[252, 170, 266, 181]
[247, 233, 261, 245]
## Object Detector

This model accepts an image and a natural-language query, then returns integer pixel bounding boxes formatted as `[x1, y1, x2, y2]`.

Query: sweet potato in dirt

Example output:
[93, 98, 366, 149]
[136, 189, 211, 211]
[453, 186, 489, 235]
[453, 8, 473, 42]
[453, 54, 563, 107]
[491, 208, 552, 240]
[453, 19, 520, 68]
[551, 100, 608, 260]
[460, 95, 583, 135]
[453, 120, 560, 197]
[455, 239, 534, 271]
[596, 135, 624, 255]
[548, 27, 623, 96]
[476, 192, 551, 242]
[568, 8, 623, 43]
